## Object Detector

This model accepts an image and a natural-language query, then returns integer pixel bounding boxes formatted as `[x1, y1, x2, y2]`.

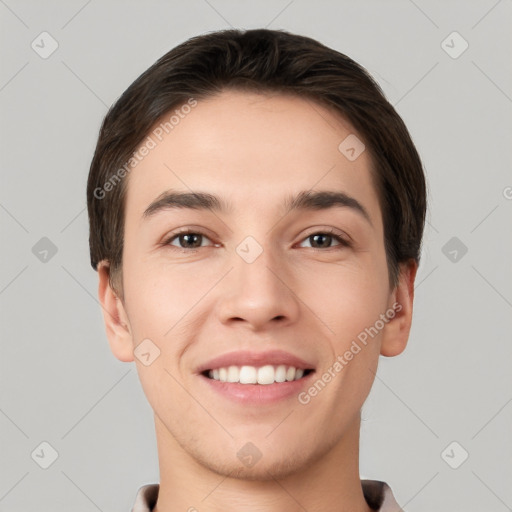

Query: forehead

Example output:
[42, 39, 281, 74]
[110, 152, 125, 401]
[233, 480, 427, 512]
[124, 89, 381, 226]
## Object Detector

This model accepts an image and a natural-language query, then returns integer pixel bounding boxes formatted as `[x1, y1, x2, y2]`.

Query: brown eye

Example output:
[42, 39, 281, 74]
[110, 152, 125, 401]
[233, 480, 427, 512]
[310, 233, 333, 248]
[299, 231, 350, 249]
[177, 233, 203, 248]
[165, 231, 213, 249]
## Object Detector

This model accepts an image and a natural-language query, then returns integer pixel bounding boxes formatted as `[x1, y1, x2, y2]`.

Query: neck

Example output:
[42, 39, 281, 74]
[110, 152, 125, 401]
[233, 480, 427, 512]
[153, 412, 372, 512]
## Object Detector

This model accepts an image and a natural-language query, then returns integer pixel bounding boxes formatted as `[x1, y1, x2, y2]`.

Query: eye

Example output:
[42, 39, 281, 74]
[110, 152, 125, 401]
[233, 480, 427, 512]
[161, 228, 350, 251]
[298, 229, 351, 249]
[163, 230, 214, 250]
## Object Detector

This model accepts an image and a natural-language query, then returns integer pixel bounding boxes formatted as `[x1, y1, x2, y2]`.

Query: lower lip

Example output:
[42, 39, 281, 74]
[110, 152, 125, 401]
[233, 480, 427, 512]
[198, 372, 315, 405]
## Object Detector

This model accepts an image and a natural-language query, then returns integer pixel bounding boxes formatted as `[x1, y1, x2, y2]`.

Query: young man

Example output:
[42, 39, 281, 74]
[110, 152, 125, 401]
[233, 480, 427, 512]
[87, 29, 426, 512]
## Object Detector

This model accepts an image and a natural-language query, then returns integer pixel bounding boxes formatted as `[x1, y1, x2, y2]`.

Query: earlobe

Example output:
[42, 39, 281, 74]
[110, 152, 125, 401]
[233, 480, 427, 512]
[380, 260, 418, 357]
[97, 261, 134, 362]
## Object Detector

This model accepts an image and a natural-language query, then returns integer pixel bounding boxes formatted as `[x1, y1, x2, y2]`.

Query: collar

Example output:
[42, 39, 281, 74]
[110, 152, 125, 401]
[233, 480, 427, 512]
[131, 479, 403, 511]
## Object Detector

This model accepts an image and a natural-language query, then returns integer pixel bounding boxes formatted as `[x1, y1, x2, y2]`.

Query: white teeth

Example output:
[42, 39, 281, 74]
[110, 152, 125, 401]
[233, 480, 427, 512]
[257, 365, 275, 385]
[285, 366, 296, 381]
[206, 365, 309, 384]
[275, 365, 287, 382]
[239, 365, 257, 384]
[227, 365, 239, 383]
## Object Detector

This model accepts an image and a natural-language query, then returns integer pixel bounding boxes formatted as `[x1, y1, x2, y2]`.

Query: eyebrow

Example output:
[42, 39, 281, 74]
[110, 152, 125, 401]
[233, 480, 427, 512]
[142, 189, 372, 226]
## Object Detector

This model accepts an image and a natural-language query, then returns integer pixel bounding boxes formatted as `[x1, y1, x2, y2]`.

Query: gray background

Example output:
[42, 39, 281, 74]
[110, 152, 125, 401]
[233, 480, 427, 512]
[1, 0, 511, 511]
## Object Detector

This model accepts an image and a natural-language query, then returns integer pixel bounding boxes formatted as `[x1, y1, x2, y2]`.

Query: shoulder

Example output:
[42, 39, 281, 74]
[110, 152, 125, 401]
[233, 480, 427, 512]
[131, 483, 159, 512]
[361, 479, 404, 511]
[131, 480, 404, 512]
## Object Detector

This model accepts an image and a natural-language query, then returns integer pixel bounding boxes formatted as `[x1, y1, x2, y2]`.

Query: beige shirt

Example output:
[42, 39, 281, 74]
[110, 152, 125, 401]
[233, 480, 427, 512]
[131, 480, 404, 511]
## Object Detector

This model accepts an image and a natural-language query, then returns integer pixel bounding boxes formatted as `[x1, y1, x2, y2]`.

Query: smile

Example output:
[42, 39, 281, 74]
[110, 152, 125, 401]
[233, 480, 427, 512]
[203, 365, 314, 385]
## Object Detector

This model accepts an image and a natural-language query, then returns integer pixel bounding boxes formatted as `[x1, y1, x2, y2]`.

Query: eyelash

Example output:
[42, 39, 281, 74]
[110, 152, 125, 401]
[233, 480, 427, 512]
[161, 228, 352, 252]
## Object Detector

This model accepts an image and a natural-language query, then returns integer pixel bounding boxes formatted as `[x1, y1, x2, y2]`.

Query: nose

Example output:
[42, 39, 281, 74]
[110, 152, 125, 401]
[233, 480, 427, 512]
[215, 245, 301, 332]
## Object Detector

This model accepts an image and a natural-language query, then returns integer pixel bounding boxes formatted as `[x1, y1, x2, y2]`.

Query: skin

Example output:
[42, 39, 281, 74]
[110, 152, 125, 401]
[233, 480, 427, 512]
[97, 89, 417, 512]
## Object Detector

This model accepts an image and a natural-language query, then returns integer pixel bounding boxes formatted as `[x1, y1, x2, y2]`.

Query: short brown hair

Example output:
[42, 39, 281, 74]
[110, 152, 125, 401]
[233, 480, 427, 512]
[87, 28, 427, 298]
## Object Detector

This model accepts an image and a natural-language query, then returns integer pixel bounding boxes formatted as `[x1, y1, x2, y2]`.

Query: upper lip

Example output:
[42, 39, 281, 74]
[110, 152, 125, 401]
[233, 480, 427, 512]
[196, 349, 316, 374]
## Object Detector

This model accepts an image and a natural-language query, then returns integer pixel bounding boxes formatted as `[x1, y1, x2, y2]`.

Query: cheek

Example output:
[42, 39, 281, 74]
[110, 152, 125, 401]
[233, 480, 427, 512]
[121, 261, 200, 409]
[122, 255, 214, 352]
[305, 263, 389, 342]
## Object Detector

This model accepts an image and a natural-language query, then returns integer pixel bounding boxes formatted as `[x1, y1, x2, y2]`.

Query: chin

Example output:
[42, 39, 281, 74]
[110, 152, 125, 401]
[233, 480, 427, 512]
[197, 445, 315, 482]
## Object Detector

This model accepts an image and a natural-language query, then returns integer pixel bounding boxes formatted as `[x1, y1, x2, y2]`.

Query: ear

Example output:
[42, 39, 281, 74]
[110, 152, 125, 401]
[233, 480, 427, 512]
[380, 259, 418, 357]
[97, 261, 134, 362]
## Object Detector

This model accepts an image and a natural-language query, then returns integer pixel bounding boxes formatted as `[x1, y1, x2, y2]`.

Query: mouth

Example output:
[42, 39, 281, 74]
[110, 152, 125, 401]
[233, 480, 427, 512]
[198, 366, 316, 405]
[201, 365, 315, 385]
[195, 350, 317, 404]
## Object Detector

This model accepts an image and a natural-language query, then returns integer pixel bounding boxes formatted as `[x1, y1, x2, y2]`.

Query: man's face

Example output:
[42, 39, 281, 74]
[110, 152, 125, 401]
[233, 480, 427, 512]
[113, 90, 401, 478]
